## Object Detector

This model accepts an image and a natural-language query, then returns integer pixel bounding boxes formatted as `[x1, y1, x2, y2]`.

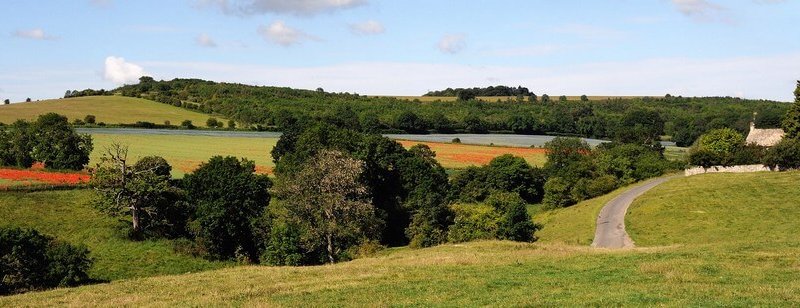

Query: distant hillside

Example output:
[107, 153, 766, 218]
[68, 77, 790, 146]
[0, 96, 226, 127]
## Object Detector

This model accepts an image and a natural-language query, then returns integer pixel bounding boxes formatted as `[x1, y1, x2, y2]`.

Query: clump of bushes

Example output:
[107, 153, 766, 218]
[0, 227, 93, 295]
[448, 192, 539, 243]
[541, 137, 678, 209]
[449, 154, 546, 204]
[0, 113, 93, 170]
[763, 138, 800, 170]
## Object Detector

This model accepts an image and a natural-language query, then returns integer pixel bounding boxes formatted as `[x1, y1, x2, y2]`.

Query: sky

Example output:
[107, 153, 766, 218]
[1, 0, 799, 102]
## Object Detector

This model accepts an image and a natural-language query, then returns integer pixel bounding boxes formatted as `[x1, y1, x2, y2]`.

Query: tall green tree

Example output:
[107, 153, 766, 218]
[782, 80, 800, 139]
[183, 156, 271, 261]
[615, 109, 664, 145]
[30, 113, 93, 170]
[276, 150, 379, 263]
[91, 144, 180, 237]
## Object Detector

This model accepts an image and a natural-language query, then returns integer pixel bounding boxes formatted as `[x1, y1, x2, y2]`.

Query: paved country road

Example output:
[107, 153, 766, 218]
[591, 176, 679, 249]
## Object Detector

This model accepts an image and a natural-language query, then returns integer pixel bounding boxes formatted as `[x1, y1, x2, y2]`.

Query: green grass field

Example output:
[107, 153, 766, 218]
[90, 134, 278, 177]
[2, 172, 800, 306]
[0, 96, 225, 127]
[0, 190, 228, 282]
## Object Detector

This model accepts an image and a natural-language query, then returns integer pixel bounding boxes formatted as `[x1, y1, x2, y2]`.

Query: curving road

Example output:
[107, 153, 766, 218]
[591, 176, 679, 249]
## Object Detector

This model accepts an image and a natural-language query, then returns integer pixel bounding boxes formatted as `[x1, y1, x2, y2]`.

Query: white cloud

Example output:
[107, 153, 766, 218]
[197, 0, 365, 16]
[258, 21, 316, 46]
[13, 29, 57, 40]
[438, 34, 466, 54]
[140, 53, 800, 102]
[349, 20, 385, 35]
[103, 56, 146, 84]
[196, 33, 217, 47]
[671, 0, 730, 23]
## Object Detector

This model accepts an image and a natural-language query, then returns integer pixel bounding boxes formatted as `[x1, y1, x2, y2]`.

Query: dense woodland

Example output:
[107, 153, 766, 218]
[67, 77, 790, 146]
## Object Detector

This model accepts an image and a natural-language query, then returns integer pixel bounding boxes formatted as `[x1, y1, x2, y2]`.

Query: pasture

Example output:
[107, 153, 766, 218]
[0, 96, 224, 127]
[89, 133, 278, 177]
[2, 172, 799, 306]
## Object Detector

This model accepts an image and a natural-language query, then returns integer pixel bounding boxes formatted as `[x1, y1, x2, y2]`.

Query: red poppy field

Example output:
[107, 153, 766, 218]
[397, 140, 547, 169]
[0, 167, 90, 189]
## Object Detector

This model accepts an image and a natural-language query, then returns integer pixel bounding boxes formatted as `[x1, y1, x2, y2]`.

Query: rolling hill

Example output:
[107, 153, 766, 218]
[1, 172, 799, 305]
[0, 96, 225, 127]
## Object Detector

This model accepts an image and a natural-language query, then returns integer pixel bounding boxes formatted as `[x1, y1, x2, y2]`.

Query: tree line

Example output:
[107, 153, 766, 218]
[65, 77, 790, 147]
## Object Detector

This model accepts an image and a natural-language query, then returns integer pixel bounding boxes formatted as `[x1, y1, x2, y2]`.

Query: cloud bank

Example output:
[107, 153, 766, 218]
[258, 21, 315, 46]
[198, 0, 365, 16]
[13, 29, 57, 40]
[438, 34, 466, 54]
[349, 20, 384, 35]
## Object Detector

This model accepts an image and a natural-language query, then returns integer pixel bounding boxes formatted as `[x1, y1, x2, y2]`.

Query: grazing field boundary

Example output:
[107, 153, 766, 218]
[684, 164, 772, 176]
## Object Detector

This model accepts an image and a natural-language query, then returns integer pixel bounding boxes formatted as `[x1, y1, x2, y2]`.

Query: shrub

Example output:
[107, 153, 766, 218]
[696, 128, 745, 156]
[0, 227, 92, 295]
[486, 192, 538, 242]
[447, 204, 501, 243]
[181, 120, 195, 129]
[261, 220, 304, 266]
[84, 115, 96, 124]
[688, 149, 722, 168]
[452, 137, 461, 143]
[763, 138, 800, 171]
[206, 118, 220, 128]
[542, 177, 575, 209]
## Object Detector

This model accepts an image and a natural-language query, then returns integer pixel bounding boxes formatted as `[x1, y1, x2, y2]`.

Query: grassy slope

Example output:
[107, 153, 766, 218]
[0, 96, 224, 126]
[627, 172, 800, 248]
[4, 172, 800, 305]
[0, 190, 227, 281]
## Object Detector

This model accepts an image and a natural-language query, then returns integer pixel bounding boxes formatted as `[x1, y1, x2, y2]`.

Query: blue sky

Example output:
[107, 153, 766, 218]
[1, 0, 799, 102]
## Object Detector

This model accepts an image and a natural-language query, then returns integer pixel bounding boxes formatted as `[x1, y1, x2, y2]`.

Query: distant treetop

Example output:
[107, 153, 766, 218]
[424, 86, 532, 97]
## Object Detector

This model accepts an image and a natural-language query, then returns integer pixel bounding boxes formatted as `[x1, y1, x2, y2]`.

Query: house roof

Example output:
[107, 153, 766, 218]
[746, 125, 785, 147]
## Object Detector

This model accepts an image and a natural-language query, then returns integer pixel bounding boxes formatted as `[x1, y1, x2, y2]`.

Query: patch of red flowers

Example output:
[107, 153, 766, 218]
[0, 168, 90, 186]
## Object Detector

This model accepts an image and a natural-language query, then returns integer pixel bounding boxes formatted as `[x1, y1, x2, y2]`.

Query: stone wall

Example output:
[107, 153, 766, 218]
[684, 164, 773, 176]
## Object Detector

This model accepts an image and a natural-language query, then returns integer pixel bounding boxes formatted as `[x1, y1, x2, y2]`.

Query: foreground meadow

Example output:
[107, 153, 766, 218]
[2, 172, 799, 306]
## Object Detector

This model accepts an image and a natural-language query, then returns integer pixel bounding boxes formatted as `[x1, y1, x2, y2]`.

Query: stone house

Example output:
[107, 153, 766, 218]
[745, 122, 785, 147]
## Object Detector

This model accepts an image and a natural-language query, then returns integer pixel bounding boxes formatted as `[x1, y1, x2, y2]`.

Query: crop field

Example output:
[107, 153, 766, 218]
[1, 172, 799, 306]
[87, 133, 550, 177]
[398, 140, 546, 168]
[0, 96, 224, 127]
